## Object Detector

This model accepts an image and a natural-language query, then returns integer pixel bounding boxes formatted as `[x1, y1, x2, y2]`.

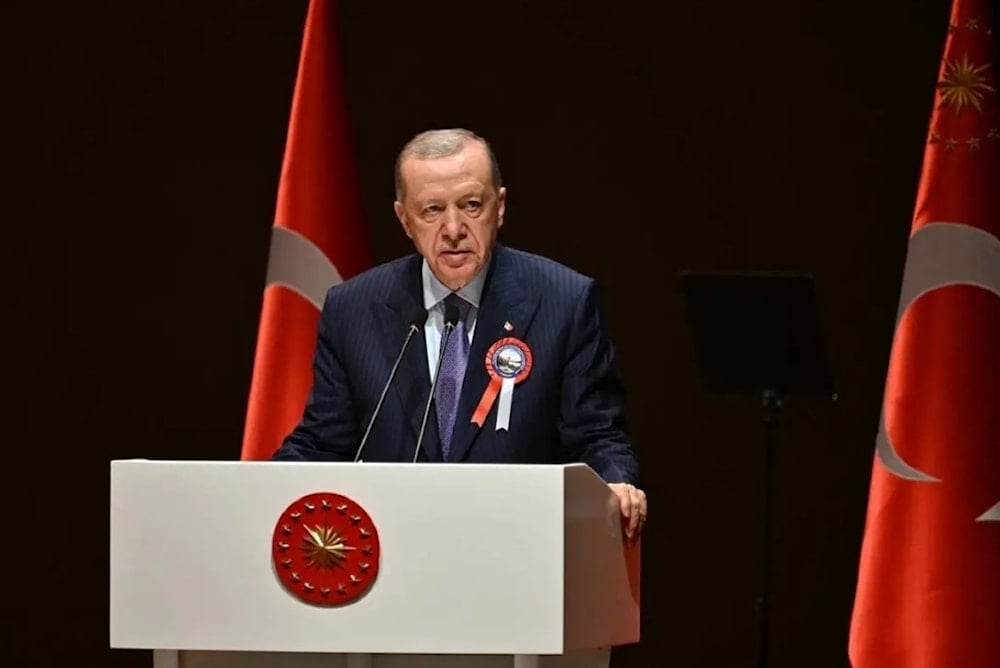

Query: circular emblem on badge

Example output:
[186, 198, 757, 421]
[487, 337, 533, 381]
[271, 492, 380, 606]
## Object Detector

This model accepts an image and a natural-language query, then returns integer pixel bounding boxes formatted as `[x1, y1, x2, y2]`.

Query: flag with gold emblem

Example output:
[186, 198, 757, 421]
[848, 0, 999, 665]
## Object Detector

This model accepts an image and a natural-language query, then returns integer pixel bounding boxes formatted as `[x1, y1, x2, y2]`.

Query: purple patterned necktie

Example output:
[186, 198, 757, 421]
[436, 293, 472, 460]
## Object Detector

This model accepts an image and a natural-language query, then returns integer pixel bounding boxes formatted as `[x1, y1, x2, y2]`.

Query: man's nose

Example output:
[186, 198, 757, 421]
[441, 208, 466, 238]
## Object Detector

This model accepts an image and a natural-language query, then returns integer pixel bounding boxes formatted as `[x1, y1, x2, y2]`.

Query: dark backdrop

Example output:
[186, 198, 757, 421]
[12, 0, 955, 666]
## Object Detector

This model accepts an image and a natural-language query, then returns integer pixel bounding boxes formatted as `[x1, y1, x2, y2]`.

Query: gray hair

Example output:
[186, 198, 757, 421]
[394, 128, 503, 200]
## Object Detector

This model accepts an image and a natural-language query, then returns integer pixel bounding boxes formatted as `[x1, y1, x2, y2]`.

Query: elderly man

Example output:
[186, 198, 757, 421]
[273, 128, 648, 541]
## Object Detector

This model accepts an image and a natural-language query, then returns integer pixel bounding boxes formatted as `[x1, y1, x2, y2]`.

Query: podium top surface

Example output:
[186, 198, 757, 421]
[109, 460, 608, 488]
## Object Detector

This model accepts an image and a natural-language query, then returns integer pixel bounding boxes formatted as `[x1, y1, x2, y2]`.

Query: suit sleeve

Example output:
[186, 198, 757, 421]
[558, 279, 640, 485]
[271, 289, 361, 461]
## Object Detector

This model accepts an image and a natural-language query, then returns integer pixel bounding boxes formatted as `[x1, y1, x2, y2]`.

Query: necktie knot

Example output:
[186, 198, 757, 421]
[444, 293, 472, 324]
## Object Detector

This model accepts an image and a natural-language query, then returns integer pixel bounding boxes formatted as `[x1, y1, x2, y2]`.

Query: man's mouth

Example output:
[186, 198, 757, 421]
[440, 250, 471, 266]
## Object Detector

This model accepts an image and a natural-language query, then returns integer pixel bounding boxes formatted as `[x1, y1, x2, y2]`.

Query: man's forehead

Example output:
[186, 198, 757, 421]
[400, 152, 494, 195]
[407, 177, 492, 200]
[403, 144, 487, 172]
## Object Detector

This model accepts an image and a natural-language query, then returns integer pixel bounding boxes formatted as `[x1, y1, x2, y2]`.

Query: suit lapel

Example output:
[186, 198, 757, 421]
[448, 246, 540, 463]
[373, 255, 443, 462]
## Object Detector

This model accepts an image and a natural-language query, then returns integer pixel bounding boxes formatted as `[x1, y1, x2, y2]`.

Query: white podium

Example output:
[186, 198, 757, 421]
[109, 459, 640, 667]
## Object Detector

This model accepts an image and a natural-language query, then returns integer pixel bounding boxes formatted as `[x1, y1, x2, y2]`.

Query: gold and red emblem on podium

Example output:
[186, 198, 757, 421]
[271, 492, 380, 606]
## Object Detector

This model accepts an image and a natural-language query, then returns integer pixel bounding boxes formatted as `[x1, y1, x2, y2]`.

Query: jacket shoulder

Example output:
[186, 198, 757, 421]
[321, 254, 416, 306]
[500, 246, 595, 297]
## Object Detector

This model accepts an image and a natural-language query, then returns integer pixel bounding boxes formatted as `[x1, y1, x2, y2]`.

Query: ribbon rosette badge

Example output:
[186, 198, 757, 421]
[472, 337, 533, 431]
[271, 492, 380, 606]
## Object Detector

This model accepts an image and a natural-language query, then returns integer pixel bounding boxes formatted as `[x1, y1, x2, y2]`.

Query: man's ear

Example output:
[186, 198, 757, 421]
[496, 187, 507, 228]
[394, 201, 413, 239]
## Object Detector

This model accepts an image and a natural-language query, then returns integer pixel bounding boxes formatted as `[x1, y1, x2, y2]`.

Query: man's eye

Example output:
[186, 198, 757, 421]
[465, 201, 481, 209]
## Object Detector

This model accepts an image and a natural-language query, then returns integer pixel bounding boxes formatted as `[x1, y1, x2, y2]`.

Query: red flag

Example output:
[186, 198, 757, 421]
[240, 0, 370, 461]
[848, 0, 1000, 666]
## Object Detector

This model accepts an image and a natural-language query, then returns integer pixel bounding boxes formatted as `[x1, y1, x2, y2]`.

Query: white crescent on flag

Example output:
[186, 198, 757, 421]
[265, 226, 344, 310]
[875, 221, 1000, 522]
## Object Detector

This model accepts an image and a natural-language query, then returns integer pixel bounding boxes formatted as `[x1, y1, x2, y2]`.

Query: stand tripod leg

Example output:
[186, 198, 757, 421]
[755, 389, 781, 668]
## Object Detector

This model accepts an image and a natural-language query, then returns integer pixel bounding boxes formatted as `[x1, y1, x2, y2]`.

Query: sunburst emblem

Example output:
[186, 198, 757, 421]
[301, 524, 355, 569]
[271, 492, 381, 606]
[937, 53, 995, 113]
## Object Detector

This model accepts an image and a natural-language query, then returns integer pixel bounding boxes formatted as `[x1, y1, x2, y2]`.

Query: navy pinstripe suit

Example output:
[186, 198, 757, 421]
[271, 244, 639, 485]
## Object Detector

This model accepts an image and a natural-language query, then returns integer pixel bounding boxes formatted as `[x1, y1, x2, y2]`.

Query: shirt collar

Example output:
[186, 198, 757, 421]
[422, 258, 487, 310]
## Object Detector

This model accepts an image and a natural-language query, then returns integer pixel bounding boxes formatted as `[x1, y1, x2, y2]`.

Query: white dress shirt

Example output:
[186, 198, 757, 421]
[422, 260, 486, 379]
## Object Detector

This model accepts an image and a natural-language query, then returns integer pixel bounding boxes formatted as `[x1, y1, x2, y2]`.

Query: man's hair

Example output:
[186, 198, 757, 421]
[394, 128, 503, 200]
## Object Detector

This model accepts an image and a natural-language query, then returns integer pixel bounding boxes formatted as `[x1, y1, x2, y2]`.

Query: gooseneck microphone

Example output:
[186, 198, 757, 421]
[353, 308, 428, 463]
[412, 302, 460, 463]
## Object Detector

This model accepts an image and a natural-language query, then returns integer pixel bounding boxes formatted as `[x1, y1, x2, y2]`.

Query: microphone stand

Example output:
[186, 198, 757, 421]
[353, 322, 421, 462]
[755, 388, 782, 668]
[413, 317, 457, 463]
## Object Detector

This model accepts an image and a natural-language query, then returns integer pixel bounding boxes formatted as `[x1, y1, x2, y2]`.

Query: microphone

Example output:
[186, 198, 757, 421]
[412, 302, 461, 463]
[353, 308, 428, 463]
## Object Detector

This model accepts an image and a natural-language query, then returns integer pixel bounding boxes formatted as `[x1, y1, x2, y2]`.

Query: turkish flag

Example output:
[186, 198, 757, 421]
[240, 0, 370, 461]
[848, 0, 1000, 666]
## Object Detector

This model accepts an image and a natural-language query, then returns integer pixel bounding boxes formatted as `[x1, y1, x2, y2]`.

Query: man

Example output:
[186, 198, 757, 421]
[272, 128, 647, 541]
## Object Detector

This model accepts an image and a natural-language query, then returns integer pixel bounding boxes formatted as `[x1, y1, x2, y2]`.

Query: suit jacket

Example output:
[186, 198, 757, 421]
[271, 244, 639, 485]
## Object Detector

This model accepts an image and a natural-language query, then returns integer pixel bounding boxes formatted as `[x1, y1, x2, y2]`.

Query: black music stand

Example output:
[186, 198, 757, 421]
[679, 271, 836, 668]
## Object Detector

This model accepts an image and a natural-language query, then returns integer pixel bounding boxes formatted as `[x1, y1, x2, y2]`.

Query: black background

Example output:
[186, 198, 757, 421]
[11, 0, 962, 665]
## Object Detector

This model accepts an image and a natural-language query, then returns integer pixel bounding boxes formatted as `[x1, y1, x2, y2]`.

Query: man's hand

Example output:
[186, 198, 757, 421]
[608, 482, 647, 545]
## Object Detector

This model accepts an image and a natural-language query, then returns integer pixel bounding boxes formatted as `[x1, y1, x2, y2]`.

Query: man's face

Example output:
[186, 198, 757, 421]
[394, 141, 506, 290]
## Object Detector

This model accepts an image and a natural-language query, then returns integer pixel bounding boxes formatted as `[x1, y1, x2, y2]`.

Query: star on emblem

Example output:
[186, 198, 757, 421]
[301, 524, 356, 569]
[938, 55, 996, 112]
[966, 137, 982, 149]
[937, 54, 996, 113]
